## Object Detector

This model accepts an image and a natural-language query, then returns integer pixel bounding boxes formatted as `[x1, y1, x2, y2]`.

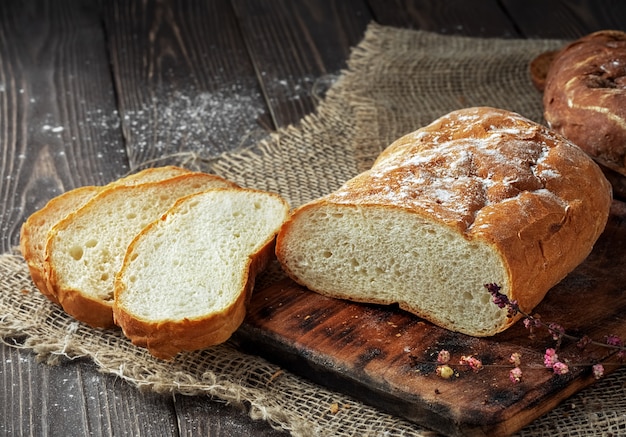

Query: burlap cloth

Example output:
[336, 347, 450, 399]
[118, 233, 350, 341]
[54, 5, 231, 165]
[2, 23, 626, 436]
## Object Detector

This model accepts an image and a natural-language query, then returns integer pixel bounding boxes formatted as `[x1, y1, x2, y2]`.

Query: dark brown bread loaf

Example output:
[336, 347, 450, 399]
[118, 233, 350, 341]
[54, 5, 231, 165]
[543, 30, 626, 179]
[529, 49, 558, 92]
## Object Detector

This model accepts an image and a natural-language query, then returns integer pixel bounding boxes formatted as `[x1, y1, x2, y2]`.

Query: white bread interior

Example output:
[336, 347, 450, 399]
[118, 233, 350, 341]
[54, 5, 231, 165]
[19, 166, 190, 305]
[45, 172, 237, 328]
[279, 205, 509, 335]
[276, 107, 612, 337]
[113, 188, 290, 359]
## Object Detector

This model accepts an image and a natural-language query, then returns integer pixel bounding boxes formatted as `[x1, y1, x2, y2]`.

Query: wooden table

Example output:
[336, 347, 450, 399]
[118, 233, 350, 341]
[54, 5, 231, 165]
[2, 1, 626, 435]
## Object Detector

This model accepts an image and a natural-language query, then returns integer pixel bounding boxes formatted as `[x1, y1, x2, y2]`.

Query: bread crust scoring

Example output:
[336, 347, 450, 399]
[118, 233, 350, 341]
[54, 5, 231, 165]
[543, 30, 626, 176]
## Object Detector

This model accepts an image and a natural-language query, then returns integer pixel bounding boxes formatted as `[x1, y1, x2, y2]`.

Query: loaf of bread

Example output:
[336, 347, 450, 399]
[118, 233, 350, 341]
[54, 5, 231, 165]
[543, 30, 626, 177]
[20, 166, 190, 305]
[276, 107, 612, 337]
[44, 172, 237, 328]
[113, 188, 290, 359]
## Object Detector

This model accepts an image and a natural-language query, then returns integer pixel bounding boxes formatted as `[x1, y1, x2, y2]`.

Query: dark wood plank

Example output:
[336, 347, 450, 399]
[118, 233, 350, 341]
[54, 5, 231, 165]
[0, 340, 291, 437]
[0, 0, 129, 252]
[174, 395, 289, 436]
[77, 361, 179, 437]
[232, 0, 373, 128]
[0, 345, 179, 436]
[367, 0, 520, 37]
[501, 0, 626, 39]
[103, 0, 270, 169]
[1, 345, 86, 435]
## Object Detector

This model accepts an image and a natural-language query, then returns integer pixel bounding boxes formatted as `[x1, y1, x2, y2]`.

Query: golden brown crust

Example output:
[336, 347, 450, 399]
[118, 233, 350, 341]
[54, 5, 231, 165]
[112, 226, 278, 360]
[543, 30, 626, 176]
[113, 165, 190, 185]
[277, 107, 612, 335]
[55, 285, 115, 329]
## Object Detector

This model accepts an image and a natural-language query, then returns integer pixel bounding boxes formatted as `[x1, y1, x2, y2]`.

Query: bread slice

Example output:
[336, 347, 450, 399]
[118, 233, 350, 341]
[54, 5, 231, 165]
[45, 172, 237, 328]
[20, 186, 101, 304]
[113, 188, 290, 359]
[276, 107, 612, 337]
[19, 166, 191, 304]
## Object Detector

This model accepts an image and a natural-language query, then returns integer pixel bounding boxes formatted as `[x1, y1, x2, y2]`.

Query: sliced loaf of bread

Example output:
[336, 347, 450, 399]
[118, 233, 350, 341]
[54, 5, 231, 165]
[113, 188, 290, 359]
[45, 172, 237, 328]
[276, 107, 612, 337]
[20, 166, 190, 304]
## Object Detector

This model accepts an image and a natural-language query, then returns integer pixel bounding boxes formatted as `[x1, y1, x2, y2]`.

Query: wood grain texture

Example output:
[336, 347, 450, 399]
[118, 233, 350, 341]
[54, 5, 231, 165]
[0, 345, 179, 436]
[103, 0, 270, 168]
[174, 394, 288, 436]
[500, 0, 626, 38]
[232, 0, 372, 127]
[238, 202, 626, 436]
[0, 0, 127, 252]
[367, 0, 520, 37]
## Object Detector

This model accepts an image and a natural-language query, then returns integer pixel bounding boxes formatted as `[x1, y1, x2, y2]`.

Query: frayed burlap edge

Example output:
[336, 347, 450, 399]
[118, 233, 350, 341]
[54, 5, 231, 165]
[2, 23, 626, 436]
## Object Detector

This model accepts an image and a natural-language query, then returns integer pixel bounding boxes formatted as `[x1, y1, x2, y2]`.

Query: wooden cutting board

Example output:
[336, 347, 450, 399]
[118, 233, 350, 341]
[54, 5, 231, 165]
[234, 200, 626, 437]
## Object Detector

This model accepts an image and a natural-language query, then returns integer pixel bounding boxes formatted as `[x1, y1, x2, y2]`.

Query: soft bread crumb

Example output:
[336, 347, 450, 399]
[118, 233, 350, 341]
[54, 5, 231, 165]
[113, 188, 290, 358]
[279, 205, 508, 336]
[118, 189, 288, 319]
[19, 166, 191, 305]
[45, 173, 236, 328]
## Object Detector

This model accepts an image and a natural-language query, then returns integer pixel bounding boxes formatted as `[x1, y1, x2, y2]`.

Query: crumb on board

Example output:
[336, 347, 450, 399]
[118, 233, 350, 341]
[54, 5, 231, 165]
[329, 402, 351, 415]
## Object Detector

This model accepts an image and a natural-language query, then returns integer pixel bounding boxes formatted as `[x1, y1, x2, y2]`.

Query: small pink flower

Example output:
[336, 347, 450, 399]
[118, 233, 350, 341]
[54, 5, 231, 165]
[577, 335, 592, 350]
[509, 352, 521, 367]
[617, 350, 626, 363]
[506, 300, 519, 318]
[592, 364, 604, 379]
[606, 335, 623, 347]
[523, 318, 532, 329]
[437, 350, 451, 364]
[552, 361, 569, 375]
[523, 316, 540, 334]
[544, 348, 558, 369]
[509, 367, 523, 384]
[460, 355, 483, 372]
[548, 323, 565, 341]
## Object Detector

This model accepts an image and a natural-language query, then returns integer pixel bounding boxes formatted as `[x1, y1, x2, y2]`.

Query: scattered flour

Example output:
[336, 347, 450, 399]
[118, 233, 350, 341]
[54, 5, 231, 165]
[119, 85, 268, 167]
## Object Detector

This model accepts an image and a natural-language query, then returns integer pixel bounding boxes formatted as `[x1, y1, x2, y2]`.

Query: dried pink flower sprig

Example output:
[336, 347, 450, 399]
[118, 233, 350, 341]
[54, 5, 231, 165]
[431, 284, 625, 383]
[484, 283, 626, 382]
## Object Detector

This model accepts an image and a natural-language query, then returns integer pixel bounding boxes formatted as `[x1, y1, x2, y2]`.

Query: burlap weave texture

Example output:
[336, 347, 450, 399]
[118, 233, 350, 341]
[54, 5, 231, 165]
[2, 23, 626, 436]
